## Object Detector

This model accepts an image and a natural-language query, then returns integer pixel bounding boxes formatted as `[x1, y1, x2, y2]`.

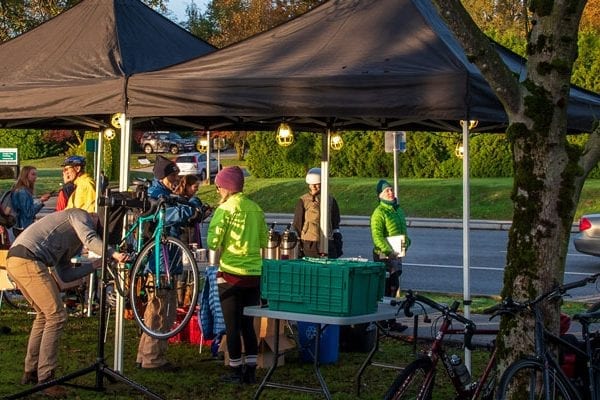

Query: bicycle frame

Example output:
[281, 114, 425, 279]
[402, 293, 498, 400]
[118, 200, 171, 289]
[495, 272, 600, 400]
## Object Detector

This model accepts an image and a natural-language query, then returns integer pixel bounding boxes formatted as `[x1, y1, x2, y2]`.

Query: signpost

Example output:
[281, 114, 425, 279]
[384, 132, 406, 196]
[0, 148, 18, 179]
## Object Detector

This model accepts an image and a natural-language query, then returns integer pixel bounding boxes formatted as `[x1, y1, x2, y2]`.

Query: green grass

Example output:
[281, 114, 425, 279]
[6, 156, 600, 220]
[0, 301, 500, 400]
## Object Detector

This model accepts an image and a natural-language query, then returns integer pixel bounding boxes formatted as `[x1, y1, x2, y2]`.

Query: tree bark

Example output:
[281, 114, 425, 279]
[432, 0, 600, 379]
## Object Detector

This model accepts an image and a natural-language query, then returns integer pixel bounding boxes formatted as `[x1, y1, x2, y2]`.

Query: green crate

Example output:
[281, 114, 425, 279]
[261, 258, 386, 316]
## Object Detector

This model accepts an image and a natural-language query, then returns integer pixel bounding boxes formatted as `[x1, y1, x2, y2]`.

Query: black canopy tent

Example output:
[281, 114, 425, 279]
[0, 0, 215, 390]
[124, 0, 600, 373]
[126, 0, 600, 133]
[0, 0, 214, 130]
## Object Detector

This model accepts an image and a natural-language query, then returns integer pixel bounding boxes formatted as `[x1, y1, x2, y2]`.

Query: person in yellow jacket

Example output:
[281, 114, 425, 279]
[62, 156, 96, 212]
[207, 166, 267, 385]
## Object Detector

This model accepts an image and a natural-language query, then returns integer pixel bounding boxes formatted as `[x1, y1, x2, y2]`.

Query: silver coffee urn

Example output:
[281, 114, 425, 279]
[279, 223, 299, 260]
[262, 223, 281, 260]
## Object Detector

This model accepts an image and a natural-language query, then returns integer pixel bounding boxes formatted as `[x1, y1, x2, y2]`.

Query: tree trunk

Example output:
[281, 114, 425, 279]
[433, 0, 599, 379]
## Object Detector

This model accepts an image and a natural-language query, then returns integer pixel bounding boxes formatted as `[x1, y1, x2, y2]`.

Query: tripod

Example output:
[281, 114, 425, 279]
[5, 198, 165, 400]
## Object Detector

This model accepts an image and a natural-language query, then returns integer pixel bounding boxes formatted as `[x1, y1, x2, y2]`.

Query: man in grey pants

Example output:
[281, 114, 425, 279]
[6, 208, 127, 397]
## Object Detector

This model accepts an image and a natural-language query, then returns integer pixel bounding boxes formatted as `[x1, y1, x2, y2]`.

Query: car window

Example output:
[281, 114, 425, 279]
[197, 154, 207, 162]
[168, 133, 183, 140]
[176, 156, 194, 163]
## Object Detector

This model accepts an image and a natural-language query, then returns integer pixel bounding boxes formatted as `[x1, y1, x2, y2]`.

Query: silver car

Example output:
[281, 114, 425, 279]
[574, 214, 600, 257]
[174, 152, 221, 181]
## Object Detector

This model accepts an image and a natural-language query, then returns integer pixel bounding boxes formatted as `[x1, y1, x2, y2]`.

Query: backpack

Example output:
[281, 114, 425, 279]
[0, 190, 16, 228]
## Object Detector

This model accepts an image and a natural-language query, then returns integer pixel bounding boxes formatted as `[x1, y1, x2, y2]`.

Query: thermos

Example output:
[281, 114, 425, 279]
[280, 223, 299, 260]
[263, 223, 281, 260]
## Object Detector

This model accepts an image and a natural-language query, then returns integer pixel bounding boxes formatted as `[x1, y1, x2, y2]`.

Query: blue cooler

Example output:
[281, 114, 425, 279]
[297, 321, 340, 364]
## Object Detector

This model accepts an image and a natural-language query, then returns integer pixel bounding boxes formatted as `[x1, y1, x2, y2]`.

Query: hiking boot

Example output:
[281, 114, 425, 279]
[221, 366, 243, 384]
[37, 373, 68, 398]
[242, 365, 257, 384]
[141, 362, 180, 372]
[41, 385, 68, 398]
[20, 371, 37, 385]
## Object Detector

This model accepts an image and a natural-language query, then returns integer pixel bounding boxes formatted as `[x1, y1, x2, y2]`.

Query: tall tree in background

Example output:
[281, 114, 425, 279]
[434, 0, 600, 384]
[0, 0, 168, 42]
[187, 0, 323, 48]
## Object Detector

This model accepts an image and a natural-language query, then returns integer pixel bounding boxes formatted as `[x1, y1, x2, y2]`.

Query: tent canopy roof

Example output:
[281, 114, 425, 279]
[127, 0, 600, 133]
[0, 0, 214, 130]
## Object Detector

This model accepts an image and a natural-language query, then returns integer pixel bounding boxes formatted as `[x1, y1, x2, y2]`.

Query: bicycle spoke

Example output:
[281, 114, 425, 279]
[130, 237, 199, 340]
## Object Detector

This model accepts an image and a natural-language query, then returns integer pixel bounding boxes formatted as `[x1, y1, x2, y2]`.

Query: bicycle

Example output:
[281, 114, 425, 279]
[103, 183, 202, 341]
[494, 272, 600, 400]
[383, 290, 498, 400]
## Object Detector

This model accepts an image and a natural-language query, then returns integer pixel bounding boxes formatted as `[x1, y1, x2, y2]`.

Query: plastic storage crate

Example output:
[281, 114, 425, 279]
[261, 258, 386, 316]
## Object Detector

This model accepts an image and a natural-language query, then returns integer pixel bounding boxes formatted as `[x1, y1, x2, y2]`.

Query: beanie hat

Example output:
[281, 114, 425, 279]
[376, 179, 392, 195]
[153, 155, 179, 179]
[215, 166, 244, 193]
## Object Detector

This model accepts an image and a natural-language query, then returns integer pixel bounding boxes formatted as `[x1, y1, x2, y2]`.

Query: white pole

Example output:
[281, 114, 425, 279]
[462, 122, 471, 372]
[393, 131, 399, 197]
[114, 115, 132, 372]
[206, 131, 211, 184]
[319, 130, 330, 256]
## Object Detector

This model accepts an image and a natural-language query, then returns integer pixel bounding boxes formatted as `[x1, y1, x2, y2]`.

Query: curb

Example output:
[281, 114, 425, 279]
[265, 213, 514, 231]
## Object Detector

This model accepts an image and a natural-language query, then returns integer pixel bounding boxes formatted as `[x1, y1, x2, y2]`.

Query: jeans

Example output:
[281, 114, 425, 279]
[6, 256, 67, 381]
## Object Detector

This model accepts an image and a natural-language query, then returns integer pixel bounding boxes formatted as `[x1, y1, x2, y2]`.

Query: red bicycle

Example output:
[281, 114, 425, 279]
[383, 290, 498, 400]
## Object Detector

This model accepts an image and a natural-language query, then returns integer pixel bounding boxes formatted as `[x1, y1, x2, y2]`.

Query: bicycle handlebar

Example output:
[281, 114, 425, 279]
[397, 290, 477, 350]
[488, 272, 600, 320]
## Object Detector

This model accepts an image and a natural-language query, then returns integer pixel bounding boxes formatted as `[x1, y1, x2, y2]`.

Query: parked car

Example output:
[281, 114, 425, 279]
[573, 214, 600, 257]
[140, 131, 195, 154]
[174, 152, 222, 181]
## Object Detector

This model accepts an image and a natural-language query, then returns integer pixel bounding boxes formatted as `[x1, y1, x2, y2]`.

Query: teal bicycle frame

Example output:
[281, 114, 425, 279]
[119, 200, 171, 289]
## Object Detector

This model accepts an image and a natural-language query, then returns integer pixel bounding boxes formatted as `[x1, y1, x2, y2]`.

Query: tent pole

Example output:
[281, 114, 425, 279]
[319, 129, 330, 256]
[206, 131, 212, 184]
[114, 115, 132, 372]
[462, 121, 471, 372]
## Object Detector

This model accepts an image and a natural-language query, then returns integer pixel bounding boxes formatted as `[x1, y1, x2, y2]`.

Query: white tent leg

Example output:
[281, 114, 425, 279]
[113, 115, 132, 373]
[462, 121, 471, 372]
[319, 130, 330, 256]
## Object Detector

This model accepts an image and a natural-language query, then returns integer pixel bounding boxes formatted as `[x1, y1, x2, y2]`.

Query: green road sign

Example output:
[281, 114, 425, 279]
[0, 148, 18, 165]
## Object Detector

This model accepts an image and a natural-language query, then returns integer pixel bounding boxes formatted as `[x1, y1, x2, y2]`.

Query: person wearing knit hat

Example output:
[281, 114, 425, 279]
[215, 166, 244, 193]
[153, 155, 180, 181]
[292, 167, 343, 258]
[370, 178, 411, 333]
[135, 155, 193, 373]
[207, 166, 267, 384]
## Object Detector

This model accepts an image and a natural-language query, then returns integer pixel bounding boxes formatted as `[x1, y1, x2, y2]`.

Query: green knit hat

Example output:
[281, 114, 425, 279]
[376, 179, 392, 195]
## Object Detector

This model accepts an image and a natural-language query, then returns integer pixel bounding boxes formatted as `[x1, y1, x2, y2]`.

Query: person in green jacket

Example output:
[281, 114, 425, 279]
[370, 179, 411, 332]
[207, 166, 268, 385]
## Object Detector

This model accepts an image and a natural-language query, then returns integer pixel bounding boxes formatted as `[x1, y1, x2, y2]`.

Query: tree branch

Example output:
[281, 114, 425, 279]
[431, 0, 523, 116]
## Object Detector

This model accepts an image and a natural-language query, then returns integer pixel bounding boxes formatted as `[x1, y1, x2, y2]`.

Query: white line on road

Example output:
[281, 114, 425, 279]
[405, 263, 597, 277]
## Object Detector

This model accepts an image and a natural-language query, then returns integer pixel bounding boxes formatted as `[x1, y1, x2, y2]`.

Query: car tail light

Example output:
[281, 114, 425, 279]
[579, 217, 593, 232]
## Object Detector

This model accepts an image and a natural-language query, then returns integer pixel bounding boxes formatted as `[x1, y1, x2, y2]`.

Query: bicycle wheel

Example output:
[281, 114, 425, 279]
[1, 289, 30, 309]
[495, 358, 576, 400]
[130, 236, 199, 340]
[383, 357, 435, 400]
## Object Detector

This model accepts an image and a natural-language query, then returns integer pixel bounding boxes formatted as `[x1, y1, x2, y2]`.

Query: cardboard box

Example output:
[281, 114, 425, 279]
[0, 249, 8, 269]
[220, 317, 296, 369]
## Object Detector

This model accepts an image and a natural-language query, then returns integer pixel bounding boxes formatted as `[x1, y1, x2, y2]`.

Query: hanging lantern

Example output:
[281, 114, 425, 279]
[276, 122, 294, 147]
[197, 138, 208, 153]
[111, 113, 123, 129]
[103, 128, 116, 141]
[330, 132, 343, 150]
[459, 119, 479, 130]
[455, 142, 464, 159]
